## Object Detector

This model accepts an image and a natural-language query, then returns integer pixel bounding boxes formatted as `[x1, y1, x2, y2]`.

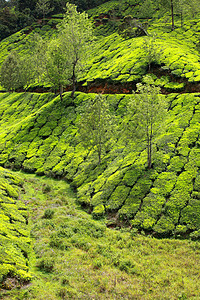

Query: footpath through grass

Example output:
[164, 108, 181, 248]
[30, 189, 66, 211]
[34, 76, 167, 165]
[1, 171, 200, 299]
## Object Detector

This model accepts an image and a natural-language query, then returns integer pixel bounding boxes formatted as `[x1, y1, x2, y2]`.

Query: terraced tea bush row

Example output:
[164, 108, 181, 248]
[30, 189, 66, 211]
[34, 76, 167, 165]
[0, 92, 200, 237]
[0, 167, 32, 289]
[0, 15, 200, 92]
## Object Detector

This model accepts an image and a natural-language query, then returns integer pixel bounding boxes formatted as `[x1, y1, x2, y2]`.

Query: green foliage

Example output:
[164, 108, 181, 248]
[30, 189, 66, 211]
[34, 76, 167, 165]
[107, 185, 130, 210]
[13, 171, 200, 299]
[0, 91, 199, 236]
[142, 34, 162, 71]
[1, 2, 200, 297]
[35, 0, 54, 20]
[125, 77, 167, 169]
[42, 208, 55, 219]
[118, 16, 148, 39]
[57, 3, 94, 97]
[36, 256, 55, 272]
[0, 0, 200, 238]
[78, 94, 115, 164]
[0, 167, 32, 289]
[92, 204, 105, 219]
[0, 51, 22, 91]
[45, 37, 71, 99]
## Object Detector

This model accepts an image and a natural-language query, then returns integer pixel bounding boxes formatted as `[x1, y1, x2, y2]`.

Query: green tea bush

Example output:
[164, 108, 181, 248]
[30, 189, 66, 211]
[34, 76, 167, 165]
[92, 204, 105, 219]
[190, 230, 200, 240]
[0, 168, 32, 288]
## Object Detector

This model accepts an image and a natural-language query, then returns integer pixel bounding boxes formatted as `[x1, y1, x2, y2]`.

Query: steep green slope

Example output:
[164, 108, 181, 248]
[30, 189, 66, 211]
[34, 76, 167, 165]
[0, 167, 32, 290]
[0, 0, 200, 238]
[0, 13, 200, 93]
[0, 91, 200, 238]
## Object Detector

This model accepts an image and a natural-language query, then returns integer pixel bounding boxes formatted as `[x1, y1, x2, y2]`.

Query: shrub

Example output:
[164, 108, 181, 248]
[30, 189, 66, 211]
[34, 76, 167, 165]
[49, 234, 65, 250]
[42, 184, 51, 193]
[92, 204, 105, 219]
[118, 258, 135, 273]
[57, 287, 77, 298]
[42, 209, 54, 219]
[36, 257, 55, 272]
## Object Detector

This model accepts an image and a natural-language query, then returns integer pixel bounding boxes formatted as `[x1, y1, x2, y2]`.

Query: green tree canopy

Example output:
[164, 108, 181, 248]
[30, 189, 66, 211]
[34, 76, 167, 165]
[58, 2, 94, 98]
[125, 77, 167, 169]
[0, 51, 22, 92]
[78, 94, 115, 164]
[45, 37, 71, 100]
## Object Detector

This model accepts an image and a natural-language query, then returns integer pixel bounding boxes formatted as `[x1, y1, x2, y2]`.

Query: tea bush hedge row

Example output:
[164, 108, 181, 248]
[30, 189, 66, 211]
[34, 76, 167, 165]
[0, 167, 32, 288]
[0, 92, 200, 237]
[0, 15, 200, 92]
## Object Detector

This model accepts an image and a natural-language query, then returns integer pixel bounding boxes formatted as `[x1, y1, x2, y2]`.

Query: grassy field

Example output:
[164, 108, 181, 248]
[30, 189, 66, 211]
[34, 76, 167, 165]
[1, 170, 200, 299]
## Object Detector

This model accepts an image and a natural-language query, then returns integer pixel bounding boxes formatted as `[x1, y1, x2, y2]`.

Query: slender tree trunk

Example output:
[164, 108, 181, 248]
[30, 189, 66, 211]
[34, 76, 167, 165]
[97, 108, 102, 164]
[171, 0, 174, 31]
[98, 146, 101, 164]
[59, 84, 63, 101]
[148, 62, 151, 72]
[147, 138, 151, 169]
[147, 123, 153, 169]
[180, 11, 183, 28]
[147, 125, 150, 169]
[148, 123, 153, 169]
[71, 61, 77, 99]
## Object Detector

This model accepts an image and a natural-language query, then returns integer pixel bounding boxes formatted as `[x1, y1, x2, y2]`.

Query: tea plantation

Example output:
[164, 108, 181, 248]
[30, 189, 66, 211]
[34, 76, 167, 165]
[0, 167, 32, 290]
[1, 170, 200, 299]
[0, 91, 200, 239]
[0, 0, 200, 297]
[0, 3, 200, 92]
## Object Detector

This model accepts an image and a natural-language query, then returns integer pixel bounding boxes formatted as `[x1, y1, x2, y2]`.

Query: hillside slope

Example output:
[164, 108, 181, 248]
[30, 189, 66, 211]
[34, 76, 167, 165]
[0, 0, 200, 238]
[0, 91, 200, 238]
[0, 9, 200, 93]
[1, 169, 200, 299]
[0, 167, 32, 290]
[1, 1, 200, 298]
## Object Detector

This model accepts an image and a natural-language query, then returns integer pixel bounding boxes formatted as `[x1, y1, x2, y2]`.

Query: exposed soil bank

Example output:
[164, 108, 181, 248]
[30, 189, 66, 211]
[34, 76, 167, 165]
[27, 79, 200, 95]
[6, 66, 200, 95]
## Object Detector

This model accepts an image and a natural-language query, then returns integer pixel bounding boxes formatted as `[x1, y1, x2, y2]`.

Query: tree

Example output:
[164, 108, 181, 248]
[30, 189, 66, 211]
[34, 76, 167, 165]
[157, 0, 174, 31]
[35, 0, 54, 22]
[142, 33, 162, 71]
[78, 94, 115, 164]
[58, 3, 94, 98]
[45, 37, 71, 101]
[118, 16, 149, 39]
[125, 77, 167, 169]
[18, 0, 37, 12]
[30, 33, 47, 84]
[19, 54, 35, 92]
[0, 6, 18, 39]
[0, 51, 22, 92]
